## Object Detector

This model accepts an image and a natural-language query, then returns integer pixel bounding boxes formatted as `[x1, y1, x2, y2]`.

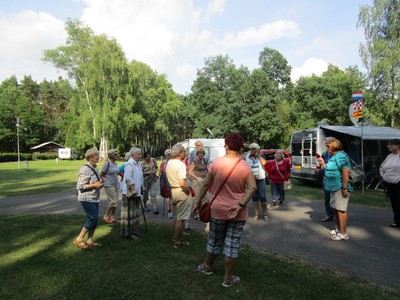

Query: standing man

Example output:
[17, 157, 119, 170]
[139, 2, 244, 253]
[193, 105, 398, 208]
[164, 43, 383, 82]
[166, 144, 192, 248]
[245, 142, 270, 222]
[318, 137, 336, 222]
[189, 140, 210, 164]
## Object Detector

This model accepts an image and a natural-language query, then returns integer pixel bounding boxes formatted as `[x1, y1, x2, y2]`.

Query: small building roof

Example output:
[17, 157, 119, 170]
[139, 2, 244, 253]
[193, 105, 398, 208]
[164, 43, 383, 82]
[30, 141, 65, 150]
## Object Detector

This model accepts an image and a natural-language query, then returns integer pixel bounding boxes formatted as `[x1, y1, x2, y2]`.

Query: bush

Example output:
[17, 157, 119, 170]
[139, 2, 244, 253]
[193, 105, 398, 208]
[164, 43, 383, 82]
[0, 152, 58, 162]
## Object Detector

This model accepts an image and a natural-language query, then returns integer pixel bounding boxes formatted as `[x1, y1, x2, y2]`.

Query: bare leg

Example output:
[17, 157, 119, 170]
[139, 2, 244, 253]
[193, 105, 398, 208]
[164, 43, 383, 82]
[76, 227, 88, 242]
[86, 228, 95, 244]
[337, 210, 348, 234]
[224, 256, 237, 281]
[174, 219, 184, 244]
[204, 252, 218, 270]
[261, 203, 268, 216]
[253, 202, 259, 219]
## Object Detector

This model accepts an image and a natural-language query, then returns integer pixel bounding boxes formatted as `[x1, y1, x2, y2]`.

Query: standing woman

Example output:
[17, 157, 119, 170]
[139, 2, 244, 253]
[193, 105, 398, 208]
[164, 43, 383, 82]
[142, 152, 159, 214]
[102, 149, 122, 223]
[320, 139, 353, 241]
[379, 139, 400, 228]
[195, 133, 256, 288]
[189, 148, 209, 206]
[269, 150, 291, 207]
[245, 142, 270, 221]
[123, 147, 144, 240]
[74, 148, 104, 250]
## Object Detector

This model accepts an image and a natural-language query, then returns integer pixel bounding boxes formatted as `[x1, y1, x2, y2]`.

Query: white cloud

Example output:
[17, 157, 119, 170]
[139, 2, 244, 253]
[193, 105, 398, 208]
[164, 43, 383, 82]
[221, 20, 300, 49]
[206, 0, 227, 14]
[0, 10, 66, 81]
[291, 58, 329, 82]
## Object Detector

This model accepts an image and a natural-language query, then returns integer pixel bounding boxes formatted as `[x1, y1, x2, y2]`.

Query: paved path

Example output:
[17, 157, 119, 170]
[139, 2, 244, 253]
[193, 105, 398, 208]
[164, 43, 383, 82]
[0, 189, 399, 288]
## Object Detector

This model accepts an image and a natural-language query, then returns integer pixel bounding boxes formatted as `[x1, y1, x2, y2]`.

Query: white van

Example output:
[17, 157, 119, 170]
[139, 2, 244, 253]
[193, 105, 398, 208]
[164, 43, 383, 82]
[58, 147, 79, 160]
[178, 138, 225, 163]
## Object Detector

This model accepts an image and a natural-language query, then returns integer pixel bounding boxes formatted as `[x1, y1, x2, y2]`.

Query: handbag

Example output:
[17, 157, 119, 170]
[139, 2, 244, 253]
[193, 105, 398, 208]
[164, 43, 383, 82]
[283, 178, 292, 191]
[275, 161, 292, 191]
[198, 158, 242, 223]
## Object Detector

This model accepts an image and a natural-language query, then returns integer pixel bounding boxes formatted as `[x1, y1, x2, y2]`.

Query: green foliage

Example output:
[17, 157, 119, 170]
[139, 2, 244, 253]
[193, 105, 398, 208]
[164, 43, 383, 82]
[0, 153, 33, 162]
[358, 0, 400, 127]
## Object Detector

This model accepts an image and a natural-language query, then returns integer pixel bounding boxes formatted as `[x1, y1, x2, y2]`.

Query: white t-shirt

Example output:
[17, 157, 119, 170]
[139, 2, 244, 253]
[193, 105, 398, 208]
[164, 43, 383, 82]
[380, 153, 400, 184]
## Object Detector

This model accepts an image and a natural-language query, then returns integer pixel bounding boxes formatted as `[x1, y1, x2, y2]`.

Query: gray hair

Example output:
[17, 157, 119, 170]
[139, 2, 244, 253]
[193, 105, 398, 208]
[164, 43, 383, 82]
[85, 148, 99, 160]
[107, 148, 117, 159]
[171, 143, 185, 157]
[274, 150, 284, 161]
[325, 137, 336, 144]
[129, 147, 141, 156]
[124, 152, 131, 160]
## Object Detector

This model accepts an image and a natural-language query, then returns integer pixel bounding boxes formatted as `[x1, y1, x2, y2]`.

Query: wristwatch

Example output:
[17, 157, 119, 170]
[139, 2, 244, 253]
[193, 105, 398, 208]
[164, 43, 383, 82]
[341, 187, 348, 190]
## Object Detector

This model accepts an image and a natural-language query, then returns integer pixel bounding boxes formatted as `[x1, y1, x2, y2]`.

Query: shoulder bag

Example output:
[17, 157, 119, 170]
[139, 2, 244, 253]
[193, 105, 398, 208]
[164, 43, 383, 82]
[275, 161, 292, 190]
[198, 158, 242, 223]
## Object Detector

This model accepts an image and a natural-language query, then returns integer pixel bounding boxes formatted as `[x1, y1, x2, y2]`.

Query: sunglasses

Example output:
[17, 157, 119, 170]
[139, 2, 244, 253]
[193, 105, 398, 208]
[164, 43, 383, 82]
[250, 148, 257, 150]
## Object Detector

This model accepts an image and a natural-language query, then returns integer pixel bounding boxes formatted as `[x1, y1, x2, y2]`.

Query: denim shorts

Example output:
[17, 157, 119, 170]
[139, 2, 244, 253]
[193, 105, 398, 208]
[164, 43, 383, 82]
[80, 201, 99, 230]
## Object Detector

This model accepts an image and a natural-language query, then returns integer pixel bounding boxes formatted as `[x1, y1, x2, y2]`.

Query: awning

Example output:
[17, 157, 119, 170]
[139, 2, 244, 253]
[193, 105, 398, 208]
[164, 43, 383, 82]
[320, 125, 400, 140]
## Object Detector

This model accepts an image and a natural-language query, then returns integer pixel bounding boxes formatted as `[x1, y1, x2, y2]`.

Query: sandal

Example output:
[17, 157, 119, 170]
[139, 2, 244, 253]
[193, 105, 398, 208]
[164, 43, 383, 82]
[103, 217, 112, 224]
[272, 200, 277, 207]
[252, 216, 258, 221]
[222, 275, 240, 288]
[197, 264, 213, 275]
[73, 239, 88, 250]
[173, 241, 190, 249]
[86, 242, 102, 248]
[263, 215, 271, 222]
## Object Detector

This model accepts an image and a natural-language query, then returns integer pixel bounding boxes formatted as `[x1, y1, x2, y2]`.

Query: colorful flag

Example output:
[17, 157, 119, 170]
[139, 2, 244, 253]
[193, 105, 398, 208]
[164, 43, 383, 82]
[352, 99, 363, 110]
[352, 91, 363, 101]
[352, 109, 363, 119]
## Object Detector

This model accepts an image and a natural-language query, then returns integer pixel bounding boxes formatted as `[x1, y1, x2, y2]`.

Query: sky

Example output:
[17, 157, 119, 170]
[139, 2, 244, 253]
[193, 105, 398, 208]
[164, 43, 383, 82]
[0, 0, 372, 95]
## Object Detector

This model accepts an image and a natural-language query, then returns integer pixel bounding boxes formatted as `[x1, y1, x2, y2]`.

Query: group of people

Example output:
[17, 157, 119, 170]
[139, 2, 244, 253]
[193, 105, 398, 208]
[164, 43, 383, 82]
[72, 134, 400, 289]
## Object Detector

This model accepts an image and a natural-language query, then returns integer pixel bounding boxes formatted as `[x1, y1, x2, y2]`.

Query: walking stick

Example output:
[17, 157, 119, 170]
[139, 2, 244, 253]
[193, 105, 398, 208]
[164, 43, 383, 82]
[127, 196, 131, 237]
[138, 196, 148, 232]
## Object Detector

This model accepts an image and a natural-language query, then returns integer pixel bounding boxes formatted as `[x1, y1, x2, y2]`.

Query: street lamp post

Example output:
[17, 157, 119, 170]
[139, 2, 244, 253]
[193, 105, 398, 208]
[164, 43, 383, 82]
[16, 118, 20, 169]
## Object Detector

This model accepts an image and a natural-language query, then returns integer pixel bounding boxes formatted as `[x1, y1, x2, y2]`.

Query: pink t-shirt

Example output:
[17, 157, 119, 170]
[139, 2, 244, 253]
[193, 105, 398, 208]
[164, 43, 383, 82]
[210, 156, 252, 221]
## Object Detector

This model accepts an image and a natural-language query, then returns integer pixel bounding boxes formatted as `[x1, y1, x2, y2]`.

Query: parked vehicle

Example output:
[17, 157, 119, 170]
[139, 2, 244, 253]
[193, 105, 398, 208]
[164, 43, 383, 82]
[290, 124, 400, 183]
[58, 147, 79, 160]
[178, 138, 225, 163]
[261, 149, 291, 175]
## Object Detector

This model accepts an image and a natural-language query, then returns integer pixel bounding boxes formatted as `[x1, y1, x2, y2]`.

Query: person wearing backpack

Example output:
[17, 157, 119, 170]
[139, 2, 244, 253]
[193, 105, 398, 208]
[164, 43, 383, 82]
[101, 149, 123, 223]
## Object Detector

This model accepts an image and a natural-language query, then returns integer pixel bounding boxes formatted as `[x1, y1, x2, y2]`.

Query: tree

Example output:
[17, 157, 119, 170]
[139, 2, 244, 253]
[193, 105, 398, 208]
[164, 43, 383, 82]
[358, 0, 400, 127]
[43, 19, 129, 157]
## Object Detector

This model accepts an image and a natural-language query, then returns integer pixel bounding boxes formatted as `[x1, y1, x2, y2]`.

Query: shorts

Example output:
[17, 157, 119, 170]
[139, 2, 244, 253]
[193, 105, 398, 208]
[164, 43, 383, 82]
[207, 218, 245, 259]
[171, 188, 191, 221]
[105, 186, 119, 207]
[330, 189, 349, 211]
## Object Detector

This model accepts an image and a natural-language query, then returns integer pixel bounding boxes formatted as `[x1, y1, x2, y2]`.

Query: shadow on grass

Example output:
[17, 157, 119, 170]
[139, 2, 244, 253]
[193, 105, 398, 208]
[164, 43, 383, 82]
[0, 215, 399, 299]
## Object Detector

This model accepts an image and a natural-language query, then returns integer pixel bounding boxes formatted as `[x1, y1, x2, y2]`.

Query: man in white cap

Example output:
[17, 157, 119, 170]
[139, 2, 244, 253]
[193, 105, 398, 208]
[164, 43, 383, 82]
[245, 142, 270, 222]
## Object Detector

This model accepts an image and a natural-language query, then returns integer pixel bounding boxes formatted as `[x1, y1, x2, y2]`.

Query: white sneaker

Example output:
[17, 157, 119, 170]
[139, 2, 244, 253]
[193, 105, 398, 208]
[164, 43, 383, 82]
[329, 228, 339, 235]
[330, 233, 349, 241]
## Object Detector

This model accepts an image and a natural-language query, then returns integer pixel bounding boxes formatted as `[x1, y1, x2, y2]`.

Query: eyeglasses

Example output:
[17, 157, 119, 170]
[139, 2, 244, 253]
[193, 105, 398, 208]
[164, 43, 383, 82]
[325, 145, 329, 147]
[250, 148, 257, 150]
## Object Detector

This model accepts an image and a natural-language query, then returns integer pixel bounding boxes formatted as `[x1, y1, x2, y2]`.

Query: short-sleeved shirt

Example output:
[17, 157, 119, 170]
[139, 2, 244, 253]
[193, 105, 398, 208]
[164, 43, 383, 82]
[324, 152, 353, 192]
[166, 159, 187, 188]
[76, 164, 101, 202]
[101, 160, 119, 187]
[189, 150, 210, 164]
[210, 156, 252, 221]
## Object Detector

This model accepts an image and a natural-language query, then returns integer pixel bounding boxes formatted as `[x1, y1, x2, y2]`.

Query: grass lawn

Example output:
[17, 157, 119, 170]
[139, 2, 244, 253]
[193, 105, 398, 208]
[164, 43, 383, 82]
[0, 160, 397, 299]
[0, 215, 399, 299]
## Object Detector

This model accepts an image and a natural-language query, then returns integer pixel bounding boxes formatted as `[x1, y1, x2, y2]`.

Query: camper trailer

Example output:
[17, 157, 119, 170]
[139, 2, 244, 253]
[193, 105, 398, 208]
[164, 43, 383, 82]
[178, 138, 225, 163]
[58, 147, 79, 160]
[290, 124, 400, 183]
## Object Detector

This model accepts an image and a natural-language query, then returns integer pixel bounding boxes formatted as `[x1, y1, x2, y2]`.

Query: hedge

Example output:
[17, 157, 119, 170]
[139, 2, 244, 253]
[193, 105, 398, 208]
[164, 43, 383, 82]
[0, 153, 58, 162]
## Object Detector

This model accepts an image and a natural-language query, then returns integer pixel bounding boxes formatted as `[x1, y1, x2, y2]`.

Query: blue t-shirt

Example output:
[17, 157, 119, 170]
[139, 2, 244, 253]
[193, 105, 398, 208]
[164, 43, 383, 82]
[324, 152, 354, 192]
